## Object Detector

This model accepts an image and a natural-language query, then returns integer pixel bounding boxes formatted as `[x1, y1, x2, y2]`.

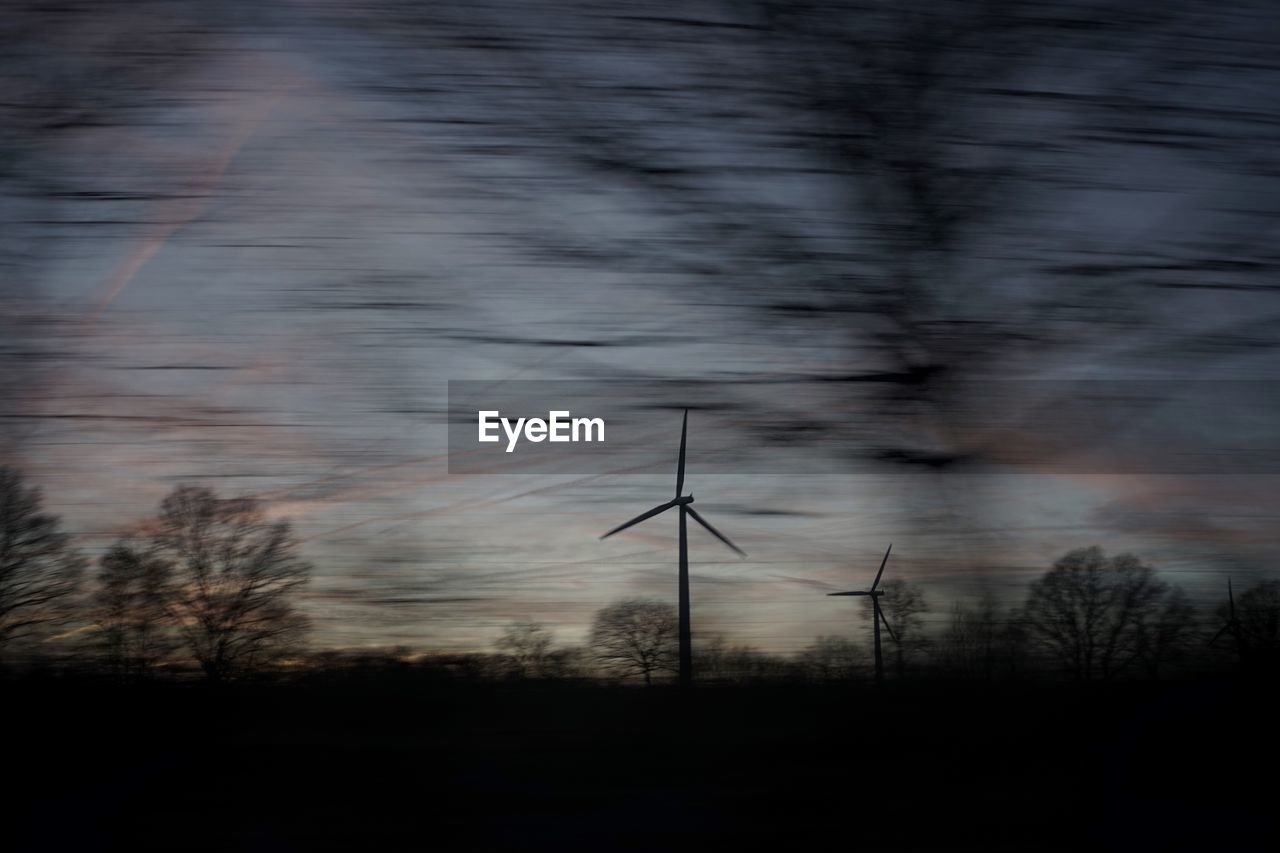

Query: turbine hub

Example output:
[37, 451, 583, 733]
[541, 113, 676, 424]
[674, 495, 693, 505]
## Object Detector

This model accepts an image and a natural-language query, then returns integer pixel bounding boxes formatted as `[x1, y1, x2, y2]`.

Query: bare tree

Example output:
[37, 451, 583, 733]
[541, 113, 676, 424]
[941, 592, 1032, 680]
[1139, 585, 1198, 678]
[590, 598, 677, 685]
[696, 634, 783, 682]
[0, 467, 85, 657]
[940, 591, 1014, 679]
[541, 646, 591, 679]
[798, 635, 867, 681]
[1023, 546, 1177, 680]
[93, 538, 175, 680]
[494, 620, 554, 678]
[144, 485, 310, 683]
[861, 578, 929, 677]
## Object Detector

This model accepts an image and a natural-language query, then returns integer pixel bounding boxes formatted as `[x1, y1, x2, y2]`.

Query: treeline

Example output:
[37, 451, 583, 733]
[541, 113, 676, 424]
[323, 560, 1278, 686]
[0, 467, 308, 682]
[1, 465, 1277, 685]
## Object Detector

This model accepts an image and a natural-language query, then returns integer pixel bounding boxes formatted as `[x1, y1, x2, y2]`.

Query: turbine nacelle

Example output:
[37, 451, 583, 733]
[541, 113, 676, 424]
[599, 410, 744, 551]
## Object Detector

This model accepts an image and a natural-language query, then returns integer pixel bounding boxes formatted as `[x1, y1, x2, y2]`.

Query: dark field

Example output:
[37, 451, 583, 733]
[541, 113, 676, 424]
[11, 677, 1276, 852]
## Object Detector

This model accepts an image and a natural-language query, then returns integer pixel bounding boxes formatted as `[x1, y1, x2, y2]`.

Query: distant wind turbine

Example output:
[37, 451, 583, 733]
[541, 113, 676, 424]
[1208, 578, 1245, 664]
[828, 544, 895, 685]
[600, 409, 745, 688]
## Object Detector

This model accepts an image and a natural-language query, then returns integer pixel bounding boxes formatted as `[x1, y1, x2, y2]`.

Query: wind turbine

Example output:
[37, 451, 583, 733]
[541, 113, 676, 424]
[828, 544, 895, 685]
[600, 409, 745, 688]
[1209, 578, 1246, 665]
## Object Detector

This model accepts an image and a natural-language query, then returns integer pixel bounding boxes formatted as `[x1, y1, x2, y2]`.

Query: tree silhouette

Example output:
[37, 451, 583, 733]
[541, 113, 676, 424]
[1023, 546, 1180, 680]
[1237, 581, 1280, 662]
[93, 538, 175, 680]
[696, 634, 784, 682]
[799, 635, 867, 681]
[144, 486, 310, 683]
[494, 620, 554, 678]
[939, 591, 1025, 680]
[1139, 585, 1198, 678]
[590, 598, 677, 685]
[540, 646, 591, 679]
[0, 467, 84, 657]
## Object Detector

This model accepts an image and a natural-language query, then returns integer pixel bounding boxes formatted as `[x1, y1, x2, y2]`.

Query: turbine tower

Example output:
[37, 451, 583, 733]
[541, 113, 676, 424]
[828, 544, 895, 685]
[600, 409, 745, 687]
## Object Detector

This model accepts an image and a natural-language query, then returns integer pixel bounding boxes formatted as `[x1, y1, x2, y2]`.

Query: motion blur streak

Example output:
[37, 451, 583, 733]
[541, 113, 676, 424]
[0, 0, 1278, 655]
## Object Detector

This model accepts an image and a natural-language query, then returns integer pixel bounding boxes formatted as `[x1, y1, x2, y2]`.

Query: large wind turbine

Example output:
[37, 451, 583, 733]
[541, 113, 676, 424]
[600, 409, 745, 687]
[828, 544, 896, 685]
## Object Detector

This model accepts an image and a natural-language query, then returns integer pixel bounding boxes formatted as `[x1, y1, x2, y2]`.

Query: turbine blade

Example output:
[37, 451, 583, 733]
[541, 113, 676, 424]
[600, 500, 677, 539]
[828, 591, 871, 596]
[877, 602, 898, 643]
[676, 409, 688, 497]
[1228, 578, 1235, 619]
[686, 506, 745, 557]
[870, 544, 892, 591]
[1208, 624, 1229, 646]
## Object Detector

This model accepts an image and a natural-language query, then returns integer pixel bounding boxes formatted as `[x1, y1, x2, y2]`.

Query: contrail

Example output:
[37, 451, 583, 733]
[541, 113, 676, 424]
[87, 84, 294, 324]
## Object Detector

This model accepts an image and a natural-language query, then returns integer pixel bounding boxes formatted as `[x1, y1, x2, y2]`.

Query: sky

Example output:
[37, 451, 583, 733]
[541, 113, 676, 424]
[3, 0, 1279, 654]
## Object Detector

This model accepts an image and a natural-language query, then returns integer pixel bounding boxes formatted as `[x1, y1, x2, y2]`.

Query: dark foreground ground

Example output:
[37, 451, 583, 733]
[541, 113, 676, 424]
[9, 675, 1277, 851]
